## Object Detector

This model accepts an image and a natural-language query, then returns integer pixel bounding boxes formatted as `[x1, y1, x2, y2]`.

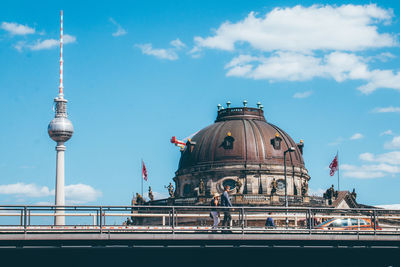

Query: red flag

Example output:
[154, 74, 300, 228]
[142, 160, 148, 181]
[329, 154, 338, 176]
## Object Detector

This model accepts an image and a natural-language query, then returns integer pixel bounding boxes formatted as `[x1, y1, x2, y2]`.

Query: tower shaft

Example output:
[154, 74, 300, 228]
[54, 143, 66, 225]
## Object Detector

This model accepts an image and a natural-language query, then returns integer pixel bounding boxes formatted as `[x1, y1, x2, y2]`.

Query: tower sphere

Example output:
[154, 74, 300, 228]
[48, 117, 74, 142]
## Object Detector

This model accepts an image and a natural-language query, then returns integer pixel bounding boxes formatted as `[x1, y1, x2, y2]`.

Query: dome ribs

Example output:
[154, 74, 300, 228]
[176, 106, 306, 171]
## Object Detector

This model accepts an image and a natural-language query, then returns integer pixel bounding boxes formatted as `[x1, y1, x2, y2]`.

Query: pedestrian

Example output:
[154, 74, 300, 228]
[265, 213, 275, 228]
[221, 185, 232, 230]
[210, 193, 220, 229]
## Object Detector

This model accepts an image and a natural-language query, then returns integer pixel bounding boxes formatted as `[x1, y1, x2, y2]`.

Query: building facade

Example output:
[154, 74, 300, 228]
[145, 102, 358, 208]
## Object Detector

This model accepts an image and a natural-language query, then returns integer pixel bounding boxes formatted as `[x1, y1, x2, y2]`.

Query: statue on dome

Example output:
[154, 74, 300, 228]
[165, 183, 175, 198]
[136, 193, 145, 205]
[199, 179, 205, 196]
[301, 180, 308, 196]
[323, 185, 337, 205]
[236, 179, 242, 194]
[351, 188, 357, 200]
[271, 178, 277, 195]
[148, 186, 154, 201]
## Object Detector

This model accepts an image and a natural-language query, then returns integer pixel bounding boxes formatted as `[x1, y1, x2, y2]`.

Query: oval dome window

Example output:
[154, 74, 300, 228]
[222, 179, 237, 191]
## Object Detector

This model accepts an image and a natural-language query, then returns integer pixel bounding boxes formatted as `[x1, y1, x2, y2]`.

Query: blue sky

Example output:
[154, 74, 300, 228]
[1, 0, 400, 207]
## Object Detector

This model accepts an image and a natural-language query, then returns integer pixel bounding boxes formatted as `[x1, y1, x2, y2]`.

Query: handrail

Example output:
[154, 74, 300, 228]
[0, 204, 398, 212]
[0, 205, 399, 235]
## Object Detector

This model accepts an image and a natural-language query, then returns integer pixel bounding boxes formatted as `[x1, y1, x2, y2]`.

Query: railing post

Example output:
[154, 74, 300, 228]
[23, 206, 27, 233]
[373, 209, 376, 235]
[241, 207, 245, 234]
[172, 206, 175, 234]
[308, 209, 312, 234]
[99, 207, 103, 234]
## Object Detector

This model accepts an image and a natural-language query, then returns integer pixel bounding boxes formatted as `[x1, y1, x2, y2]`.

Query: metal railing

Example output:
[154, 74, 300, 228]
[0, 205, 400, 235]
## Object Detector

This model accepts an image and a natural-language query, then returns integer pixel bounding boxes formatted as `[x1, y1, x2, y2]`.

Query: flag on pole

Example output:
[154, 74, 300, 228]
[142, 160, 148, 181]
[329, 154, 338, 176]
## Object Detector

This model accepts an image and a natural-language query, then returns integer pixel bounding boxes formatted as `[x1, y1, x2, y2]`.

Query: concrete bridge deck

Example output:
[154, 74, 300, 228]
[1, 229, 400, 249]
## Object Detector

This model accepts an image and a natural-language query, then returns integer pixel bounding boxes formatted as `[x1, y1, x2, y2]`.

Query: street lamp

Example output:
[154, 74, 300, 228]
[284, 147, 295, 207]
[284, 147, 295, 227]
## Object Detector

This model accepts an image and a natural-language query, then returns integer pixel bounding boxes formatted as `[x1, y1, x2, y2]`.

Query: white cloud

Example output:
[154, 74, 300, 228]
[16, 34, 77, 51]
[136, 43, 178, 60]
[152, 191, 169, 200]
[1, 22, 35, 35]
[170, 38, 186, 49]
[328, 137, 344, 146]
[359, 152, 374, 162]
[193, 4, 395, 52]
[109, 18, 127, 37]
[308, 188, 324, 196]
[293, 91, 312, 99]
[372, 106, 400, 113]
[35, 201, 52, 206]
[350, 133, 364, 140]
[0, 182, 101, 204]
[29, 39, 58, 50]
[370, 52, 396, 62]
[224, 51, 400, 94]
[360, 151, 400, 165]
[375, 204, 400, 209]
[342, 160, 400, 178]
[63, 34, 76, 44]
[193, 4, 400, 94]
[65, 184, 102, 204]
[341, 164, 387, 179]
[384, 136, 400, 150]
[0, 183, 52, 197]
[380, 130, 393, 136]
[14, 41, 26, 52]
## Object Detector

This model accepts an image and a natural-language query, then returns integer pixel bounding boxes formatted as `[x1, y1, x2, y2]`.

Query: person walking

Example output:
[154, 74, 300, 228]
[265, 213, 275, 228]
[221, 185, 232, 230]
[210, 193, 220, 229]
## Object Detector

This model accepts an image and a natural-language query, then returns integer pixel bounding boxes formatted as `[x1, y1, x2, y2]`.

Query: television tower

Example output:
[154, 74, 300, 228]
[48, 10, 74, 225]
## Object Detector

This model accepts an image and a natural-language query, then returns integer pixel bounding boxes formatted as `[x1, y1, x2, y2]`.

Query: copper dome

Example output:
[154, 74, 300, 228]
[177, 107, 304, 174]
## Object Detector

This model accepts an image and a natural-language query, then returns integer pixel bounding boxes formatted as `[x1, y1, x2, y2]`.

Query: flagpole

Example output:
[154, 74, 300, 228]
[141, 159, 143, 196]
[337, 151, 340, 191]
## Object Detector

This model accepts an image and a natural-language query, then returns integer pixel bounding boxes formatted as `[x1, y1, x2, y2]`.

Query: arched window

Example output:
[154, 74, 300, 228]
[222, 179, 236, 191]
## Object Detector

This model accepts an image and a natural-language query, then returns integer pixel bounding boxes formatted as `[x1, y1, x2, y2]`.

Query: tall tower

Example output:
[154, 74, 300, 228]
[48, 10, 74, 225]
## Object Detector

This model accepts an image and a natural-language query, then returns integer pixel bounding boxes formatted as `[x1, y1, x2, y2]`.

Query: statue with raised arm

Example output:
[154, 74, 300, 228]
[165, 182, 175, 198]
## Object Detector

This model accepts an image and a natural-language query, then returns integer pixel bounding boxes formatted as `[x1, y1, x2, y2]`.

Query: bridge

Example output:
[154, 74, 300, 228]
[1, 205, 399, 266]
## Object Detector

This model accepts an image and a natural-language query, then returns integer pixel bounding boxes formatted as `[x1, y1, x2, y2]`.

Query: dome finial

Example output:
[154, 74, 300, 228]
[257, 102, 261, 108]
[226, 101, 231, 108]
[259, 105, 264, 110]
[243, 100, 247, 107]
[217, 104, 222, 111]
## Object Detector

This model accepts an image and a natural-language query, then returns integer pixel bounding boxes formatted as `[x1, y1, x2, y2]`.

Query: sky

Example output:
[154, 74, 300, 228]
[1, 0, 400, 208]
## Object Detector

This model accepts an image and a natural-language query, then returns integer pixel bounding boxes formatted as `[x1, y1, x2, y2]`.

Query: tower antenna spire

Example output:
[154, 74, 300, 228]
[59, 10, 64, 97]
